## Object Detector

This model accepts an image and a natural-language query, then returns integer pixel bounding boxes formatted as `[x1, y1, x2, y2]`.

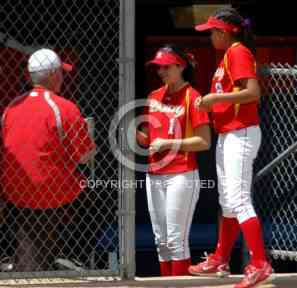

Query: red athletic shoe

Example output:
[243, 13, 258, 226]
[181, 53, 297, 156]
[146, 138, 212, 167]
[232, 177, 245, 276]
[234, 261, 274, 288]
[188, 253, 230, 277]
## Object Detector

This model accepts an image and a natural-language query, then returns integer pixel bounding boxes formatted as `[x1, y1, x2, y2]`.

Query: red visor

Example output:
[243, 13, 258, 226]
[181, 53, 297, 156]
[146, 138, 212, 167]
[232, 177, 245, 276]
[147, 50, 186, 67]
[195, 16, 240, 33]
[62, 62, 73, 72]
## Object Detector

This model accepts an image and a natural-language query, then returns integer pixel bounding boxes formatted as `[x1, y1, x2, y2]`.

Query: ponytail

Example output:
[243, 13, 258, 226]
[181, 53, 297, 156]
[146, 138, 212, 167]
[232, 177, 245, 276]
[240, 19, 256, 56]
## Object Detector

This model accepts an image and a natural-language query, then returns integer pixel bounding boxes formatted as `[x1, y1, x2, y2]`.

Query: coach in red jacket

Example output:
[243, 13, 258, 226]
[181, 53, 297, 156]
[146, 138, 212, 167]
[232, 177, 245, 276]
[1, 48, 96, 271]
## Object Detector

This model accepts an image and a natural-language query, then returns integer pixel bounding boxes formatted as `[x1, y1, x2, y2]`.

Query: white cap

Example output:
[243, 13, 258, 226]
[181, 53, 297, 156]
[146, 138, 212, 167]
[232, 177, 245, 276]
[28, 48, 72, 73]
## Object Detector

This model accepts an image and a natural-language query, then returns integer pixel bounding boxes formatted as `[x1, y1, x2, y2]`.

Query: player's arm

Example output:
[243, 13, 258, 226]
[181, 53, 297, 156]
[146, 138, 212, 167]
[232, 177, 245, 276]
[177, 92, 211, 152]
[76, 117, 96, 164]
[63, 104, 96, 164]
[174, 124, 211, 152]
[136, 127, 149, 148]
[149, 124, 211, 154]
[79, 146, 97, 164]
[214, 78, 260, 104]
[215, 47, 260, 104]
[170, 124, 211, 152]
[197, 78, 260, 111]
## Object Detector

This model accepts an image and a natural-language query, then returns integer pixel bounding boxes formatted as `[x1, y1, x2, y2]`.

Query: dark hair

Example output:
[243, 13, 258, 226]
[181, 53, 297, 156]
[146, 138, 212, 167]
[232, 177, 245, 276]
[160, 44, 196, 85]
[213, 7, 256, 55]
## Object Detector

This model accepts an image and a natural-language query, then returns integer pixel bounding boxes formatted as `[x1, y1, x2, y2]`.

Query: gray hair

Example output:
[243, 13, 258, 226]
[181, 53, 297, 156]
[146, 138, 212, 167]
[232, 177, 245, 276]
[29, 69, 57, 86]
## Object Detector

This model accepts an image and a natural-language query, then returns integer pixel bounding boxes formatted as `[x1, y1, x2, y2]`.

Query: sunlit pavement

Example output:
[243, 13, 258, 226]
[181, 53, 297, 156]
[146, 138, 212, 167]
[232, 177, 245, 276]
[0, 274, 296, 288]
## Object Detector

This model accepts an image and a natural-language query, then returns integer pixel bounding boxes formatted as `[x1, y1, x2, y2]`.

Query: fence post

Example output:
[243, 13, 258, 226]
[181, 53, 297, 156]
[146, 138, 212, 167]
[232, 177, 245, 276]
[119, 0, 136, 279]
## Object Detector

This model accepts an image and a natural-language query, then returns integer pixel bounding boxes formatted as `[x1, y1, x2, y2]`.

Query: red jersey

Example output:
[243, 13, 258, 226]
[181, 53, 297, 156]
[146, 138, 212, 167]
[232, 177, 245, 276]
[211, 43, 260, 133]
[1, 87, 96, 209]
[147, 84, 209, 174]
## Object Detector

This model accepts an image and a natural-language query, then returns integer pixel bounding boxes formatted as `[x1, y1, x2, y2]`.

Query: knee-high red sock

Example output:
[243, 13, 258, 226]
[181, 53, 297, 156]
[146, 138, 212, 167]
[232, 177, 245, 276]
[159, 261, 172, 276]
[171, 258, 191, 276]
[214, 217, 240, 261]
[240, 217, 267, 268]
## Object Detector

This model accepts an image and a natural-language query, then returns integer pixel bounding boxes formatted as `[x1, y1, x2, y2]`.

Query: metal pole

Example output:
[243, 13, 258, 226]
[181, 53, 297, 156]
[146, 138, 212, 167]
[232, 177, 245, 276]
[254, 141, 297, 183]
[119, 0, 135, 279]
[85, 117, 96, 269]
[85, 117, 96, 181]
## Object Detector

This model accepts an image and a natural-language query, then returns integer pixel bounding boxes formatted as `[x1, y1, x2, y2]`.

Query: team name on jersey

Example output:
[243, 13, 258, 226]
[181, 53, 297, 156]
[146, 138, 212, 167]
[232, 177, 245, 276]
[214, 67, 225, 81]
[149, 99, 184, 117]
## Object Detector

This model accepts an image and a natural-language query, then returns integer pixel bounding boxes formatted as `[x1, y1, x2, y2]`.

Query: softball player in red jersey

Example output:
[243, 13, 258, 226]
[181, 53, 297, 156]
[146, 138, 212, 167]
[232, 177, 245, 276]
[188, 8, 273, 288]
[137, 44, 210, 276]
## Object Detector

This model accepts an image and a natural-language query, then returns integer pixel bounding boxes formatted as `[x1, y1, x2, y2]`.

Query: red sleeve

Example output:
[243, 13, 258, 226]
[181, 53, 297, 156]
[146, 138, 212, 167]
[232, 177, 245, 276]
[228, 46, 257, 82]
[189, 89, 209, 129]
[62, 104, 96, 163]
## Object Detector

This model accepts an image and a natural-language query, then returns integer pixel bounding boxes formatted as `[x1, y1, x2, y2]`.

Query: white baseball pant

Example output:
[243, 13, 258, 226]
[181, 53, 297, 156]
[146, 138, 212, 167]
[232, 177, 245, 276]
[146, 170, 200, 261]
[216, 125, 261, 224]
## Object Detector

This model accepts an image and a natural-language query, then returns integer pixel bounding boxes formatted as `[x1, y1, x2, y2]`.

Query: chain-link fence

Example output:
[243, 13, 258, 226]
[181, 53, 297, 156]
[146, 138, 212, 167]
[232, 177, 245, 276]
[254, 63, 297, 261]
[0, 0, 136, 280]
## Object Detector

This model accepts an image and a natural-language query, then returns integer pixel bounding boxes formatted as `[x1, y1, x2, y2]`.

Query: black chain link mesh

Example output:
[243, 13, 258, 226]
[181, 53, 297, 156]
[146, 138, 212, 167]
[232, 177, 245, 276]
[0, 0, 120, 277]
[254, 63, 297, 261]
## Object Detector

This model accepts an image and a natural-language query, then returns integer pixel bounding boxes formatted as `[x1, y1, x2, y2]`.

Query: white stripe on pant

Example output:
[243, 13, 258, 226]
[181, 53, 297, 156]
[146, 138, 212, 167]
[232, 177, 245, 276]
[216, 125, 261, 224]
[146, 170, 200, 261]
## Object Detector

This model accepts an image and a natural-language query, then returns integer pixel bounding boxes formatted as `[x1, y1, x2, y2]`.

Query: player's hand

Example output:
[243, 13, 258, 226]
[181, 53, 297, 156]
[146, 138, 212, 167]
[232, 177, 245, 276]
[195, 94, 217, 112]
[136, 129, 149, 148]
[149, 138, 169, 154]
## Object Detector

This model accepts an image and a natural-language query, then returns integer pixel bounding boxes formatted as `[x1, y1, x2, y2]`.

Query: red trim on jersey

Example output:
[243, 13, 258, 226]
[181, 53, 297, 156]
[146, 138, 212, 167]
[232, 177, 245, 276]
[195, 17, 240, 33]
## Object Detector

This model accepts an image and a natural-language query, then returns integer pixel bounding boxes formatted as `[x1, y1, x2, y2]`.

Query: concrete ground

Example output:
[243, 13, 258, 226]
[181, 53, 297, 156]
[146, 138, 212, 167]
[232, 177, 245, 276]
[0, 274, 296, 288]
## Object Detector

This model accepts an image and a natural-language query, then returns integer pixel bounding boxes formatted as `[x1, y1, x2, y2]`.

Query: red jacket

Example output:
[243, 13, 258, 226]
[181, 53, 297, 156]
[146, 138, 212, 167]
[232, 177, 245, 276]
[1, 87, 95, 209]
